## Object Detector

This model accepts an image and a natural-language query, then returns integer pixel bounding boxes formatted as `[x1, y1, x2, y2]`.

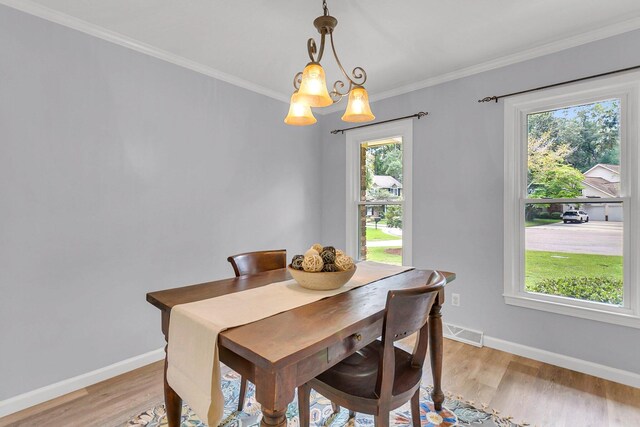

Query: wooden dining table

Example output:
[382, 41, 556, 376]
[146, 267, 455, 427]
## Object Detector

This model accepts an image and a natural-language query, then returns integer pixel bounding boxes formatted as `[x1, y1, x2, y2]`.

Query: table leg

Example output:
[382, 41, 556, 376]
[261, 408, 288, 427]
[164, 345, 183, 426]
[161, 312, 182, 427]
[255, 366, 295, 427]
[429, 298, 444, 411]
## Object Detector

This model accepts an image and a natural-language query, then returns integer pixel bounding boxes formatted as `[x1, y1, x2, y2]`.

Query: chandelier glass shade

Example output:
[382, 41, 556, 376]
[297, 63, 333, 107]
[342, 85, 375, 122]
[284, 90, 317, 126]
[284, 0, 374, 126]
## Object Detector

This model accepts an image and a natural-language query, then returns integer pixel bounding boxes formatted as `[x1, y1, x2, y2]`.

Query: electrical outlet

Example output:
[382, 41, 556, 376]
[451, 293, 460, 307]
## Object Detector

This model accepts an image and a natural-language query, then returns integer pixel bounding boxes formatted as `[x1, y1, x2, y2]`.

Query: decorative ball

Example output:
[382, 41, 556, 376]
[291, 255, 304, 270]
[302, 254, 324, 272]
[322, 263, 339, 272]
[336, 249, 345, 257]
[304, 248, 319, 257]
[320, 248, 336, 264]
[311, 243, 324, 253]
[335, 254, 354, 271]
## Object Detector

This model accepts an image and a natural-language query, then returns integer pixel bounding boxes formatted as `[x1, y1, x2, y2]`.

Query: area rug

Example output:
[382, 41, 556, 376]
[125, 369, 525, 427]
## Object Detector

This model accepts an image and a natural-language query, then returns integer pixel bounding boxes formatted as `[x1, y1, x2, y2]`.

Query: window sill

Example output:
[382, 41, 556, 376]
[504, 293, 640, 329]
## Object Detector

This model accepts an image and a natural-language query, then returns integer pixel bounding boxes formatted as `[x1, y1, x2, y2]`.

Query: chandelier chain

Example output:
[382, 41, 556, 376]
[322, 0, 329, 16]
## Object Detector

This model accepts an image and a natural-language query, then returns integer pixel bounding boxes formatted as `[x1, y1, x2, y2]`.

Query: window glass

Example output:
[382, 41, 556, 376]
[358, 138, 403, 265]
[361, 138, 404, 202]
[524, 99, 623, 306]
[524, 202, 623, 305]
[527, 99, 621, 198]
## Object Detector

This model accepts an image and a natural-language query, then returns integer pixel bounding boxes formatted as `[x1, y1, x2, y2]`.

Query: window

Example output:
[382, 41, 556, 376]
[346, 120, 413, 266]
[504, 72, 640, 328]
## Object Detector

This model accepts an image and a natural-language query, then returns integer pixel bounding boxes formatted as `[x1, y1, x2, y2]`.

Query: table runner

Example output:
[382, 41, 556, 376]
[167, 261, 413, 426]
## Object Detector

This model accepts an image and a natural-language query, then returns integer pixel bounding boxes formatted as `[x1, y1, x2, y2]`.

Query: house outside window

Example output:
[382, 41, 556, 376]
[346, 120, 413, 266]
[503, 72, 640, 328]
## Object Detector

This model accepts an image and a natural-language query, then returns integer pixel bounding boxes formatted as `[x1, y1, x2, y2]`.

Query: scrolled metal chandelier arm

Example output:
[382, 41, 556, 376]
[307, 33, 327, 63]
[329, 80, 351, 102]
[293, 71, 303, 91]
[328, 32, 367, 88]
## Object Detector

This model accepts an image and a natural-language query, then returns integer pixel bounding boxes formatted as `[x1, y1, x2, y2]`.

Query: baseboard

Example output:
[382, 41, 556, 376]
[483, 336, 640, 389]
[0, 348, 164, 418]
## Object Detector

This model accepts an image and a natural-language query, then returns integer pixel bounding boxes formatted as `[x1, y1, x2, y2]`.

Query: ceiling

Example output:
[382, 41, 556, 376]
[5, 0, 640, 107]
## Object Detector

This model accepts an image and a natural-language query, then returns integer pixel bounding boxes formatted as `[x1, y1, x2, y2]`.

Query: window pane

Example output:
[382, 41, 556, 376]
[524, 202, 623, 305]
[527, 100, 621, 199]
[358, 204, 402, 265]
[360, 138, 404, 202]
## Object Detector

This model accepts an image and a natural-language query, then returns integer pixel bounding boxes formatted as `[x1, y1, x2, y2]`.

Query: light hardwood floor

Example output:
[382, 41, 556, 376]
[2, 339, 639, 426]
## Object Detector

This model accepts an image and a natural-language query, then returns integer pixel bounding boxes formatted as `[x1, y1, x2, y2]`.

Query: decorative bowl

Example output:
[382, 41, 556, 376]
[287, 265, 357, 291]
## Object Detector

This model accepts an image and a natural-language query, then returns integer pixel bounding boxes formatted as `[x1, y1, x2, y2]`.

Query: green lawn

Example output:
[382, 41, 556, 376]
[525, 219, 562, 227]
[365, 246, 402, 265]
[525, 250, 622, 286]
[366, 227, 402, 241]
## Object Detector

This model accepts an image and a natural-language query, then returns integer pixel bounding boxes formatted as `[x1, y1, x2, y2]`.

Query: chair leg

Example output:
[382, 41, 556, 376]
[298, 383, 311, 427]
[237, 377, 247, 412]
[331, 402, 340, 414]
[374, 411, 390, 427]
[410, 389, 421, 427]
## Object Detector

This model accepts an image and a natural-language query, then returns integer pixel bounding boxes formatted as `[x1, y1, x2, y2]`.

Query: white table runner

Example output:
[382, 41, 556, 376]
[167, 261, 413, 425]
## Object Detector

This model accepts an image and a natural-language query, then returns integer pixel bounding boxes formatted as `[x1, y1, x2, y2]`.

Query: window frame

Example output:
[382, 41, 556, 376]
[503, 71, 640, 328]
[345, 119, 413, 266]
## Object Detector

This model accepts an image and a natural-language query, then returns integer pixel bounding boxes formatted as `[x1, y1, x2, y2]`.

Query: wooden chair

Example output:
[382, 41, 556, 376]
[298, 271, 446, 427]
[226, 249, 287, 411]
[226, 249, 287, 277]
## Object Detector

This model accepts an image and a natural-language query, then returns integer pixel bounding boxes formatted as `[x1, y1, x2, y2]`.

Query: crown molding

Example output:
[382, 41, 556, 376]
[0, 0, 290, 104]
[321, 15, 640, 115]
[3, 0, 640, 115]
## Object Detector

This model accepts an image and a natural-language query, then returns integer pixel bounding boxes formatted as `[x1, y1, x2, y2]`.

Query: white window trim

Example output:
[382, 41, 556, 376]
[345, 119, 413, 266]
[504, 71, 640, 329]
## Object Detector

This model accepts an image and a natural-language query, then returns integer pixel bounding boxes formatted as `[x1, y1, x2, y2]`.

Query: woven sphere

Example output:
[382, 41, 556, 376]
[311, 243, 324, 253]
[302, 254, 324, 272]
[304, 248, 319, 257]
[322, 246, 336, 254]
[291, 255, 304, 270]
[335, 249, 345, 257]
[322, 263, 339, 272]
[335, 254, 354, 271]
[320, 249, 336, 264]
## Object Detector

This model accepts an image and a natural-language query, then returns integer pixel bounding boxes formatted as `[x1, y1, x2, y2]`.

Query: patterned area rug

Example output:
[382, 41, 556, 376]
[126, 369, 524, 427]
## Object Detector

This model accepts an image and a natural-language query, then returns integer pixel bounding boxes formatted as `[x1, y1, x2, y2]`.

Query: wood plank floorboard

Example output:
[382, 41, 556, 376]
[2, 339, 639, 426]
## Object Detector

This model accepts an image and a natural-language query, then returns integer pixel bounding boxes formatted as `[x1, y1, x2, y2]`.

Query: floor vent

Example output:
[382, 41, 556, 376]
[443, 323, 484, 347]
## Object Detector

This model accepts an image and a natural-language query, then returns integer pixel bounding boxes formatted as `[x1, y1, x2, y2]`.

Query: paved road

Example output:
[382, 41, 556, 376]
[525, 221, 622, 256]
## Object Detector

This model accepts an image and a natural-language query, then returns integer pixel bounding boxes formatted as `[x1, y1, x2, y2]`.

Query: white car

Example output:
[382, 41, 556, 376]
[562, 210, 589, 223]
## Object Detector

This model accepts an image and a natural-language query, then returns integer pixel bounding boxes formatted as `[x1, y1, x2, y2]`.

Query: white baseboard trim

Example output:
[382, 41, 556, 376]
[483, 336, 640, 389]
[0, 348, 164, 418]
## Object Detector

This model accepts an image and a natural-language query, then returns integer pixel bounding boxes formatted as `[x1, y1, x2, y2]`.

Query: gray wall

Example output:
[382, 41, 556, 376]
[320, 30, 640, 374]
[0, 5, 321, 399]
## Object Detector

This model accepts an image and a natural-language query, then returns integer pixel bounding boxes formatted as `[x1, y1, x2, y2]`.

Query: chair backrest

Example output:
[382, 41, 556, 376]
[375, 271, 446, 399]
[227, 249, 287, 277]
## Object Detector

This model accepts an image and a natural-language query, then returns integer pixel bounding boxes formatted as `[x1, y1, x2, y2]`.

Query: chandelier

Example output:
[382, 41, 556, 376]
[284, 0, 375, 126]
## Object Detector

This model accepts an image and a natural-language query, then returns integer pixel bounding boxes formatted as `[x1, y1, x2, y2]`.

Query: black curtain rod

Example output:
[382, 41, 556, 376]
[330, 112, 428, 134]
[478, 64, 640, 103]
